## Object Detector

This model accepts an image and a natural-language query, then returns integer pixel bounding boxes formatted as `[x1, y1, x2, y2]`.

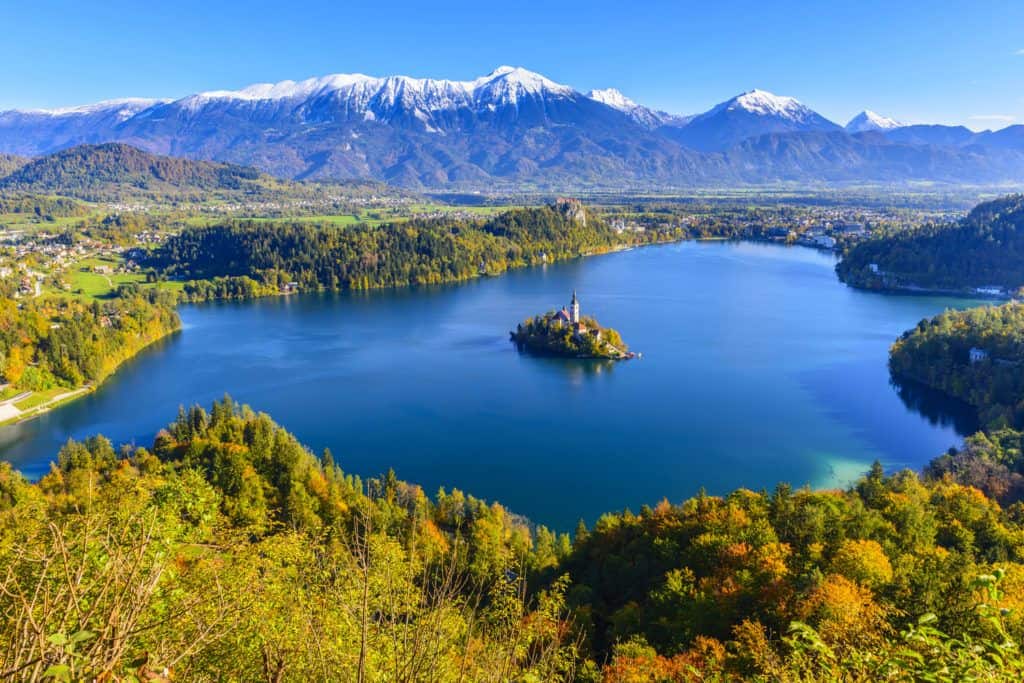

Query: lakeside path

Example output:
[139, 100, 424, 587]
[0, 387, 92, 426]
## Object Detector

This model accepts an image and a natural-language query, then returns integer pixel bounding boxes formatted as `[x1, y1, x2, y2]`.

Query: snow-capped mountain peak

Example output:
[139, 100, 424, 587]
[470, 66, 573, 104]
[717, 89, 812, 120]
[845, 109, 902, 133]
[673, 88, 839, 151]
[587, 88, 638, 111]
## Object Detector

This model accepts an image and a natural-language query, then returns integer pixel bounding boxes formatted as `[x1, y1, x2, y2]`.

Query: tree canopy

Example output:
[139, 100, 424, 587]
[2, 398, 1024, 680]
[838, 194, 1024, 292]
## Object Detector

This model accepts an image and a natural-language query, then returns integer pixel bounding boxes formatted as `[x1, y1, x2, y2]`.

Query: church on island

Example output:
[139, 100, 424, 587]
[551, 290, 598, 339]
[511, 289, 633, 359]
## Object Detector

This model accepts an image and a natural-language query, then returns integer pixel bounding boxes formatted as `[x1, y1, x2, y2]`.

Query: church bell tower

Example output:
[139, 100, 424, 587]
[570, 290, 580, 323]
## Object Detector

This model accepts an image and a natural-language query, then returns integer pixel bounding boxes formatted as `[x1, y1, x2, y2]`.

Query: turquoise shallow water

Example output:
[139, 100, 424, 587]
[0, 241, 980, 529]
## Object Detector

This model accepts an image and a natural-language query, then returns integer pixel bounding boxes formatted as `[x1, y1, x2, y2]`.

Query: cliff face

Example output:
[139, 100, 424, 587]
[554, 197, 586, 227]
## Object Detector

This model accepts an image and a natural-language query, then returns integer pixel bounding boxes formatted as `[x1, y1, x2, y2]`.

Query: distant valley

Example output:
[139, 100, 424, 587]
[3, 66, 1024, 190]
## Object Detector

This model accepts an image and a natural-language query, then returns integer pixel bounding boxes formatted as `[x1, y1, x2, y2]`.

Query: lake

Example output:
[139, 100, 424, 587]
[0, 241, 981, 530]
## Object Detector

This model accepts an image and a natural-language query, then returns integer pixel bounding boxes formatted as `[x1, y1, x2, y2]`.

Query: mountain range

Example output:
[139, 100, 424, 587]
[2, 66, 1023, 190]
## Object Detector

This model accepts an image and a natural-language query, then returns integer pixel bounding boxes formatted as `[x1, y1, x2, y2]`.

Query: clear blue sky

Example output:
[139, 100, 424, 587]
[2, 0, 1022, 129]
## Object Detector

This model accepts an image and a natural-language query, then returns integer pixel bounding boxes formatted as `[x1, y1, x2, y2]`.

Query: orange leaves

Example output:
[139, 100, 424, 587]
[602, 652, 696, 683]
[602, 636, 724, 683]
[645, 498, 682, 535]
[720, 541, 752, 567]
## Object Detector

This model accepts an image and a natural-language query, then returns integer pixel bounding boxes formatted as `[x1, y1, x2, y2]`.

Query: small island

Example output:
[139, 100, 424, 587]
[511, 290, 635, 359]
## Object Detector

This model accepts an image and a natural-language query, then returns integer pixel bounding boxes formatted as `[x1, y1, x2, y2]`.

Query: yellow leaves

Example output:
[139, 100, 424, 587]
[755, 542, 792, 582]
[797, 574, 889, 651]
[989, 562, 1024, 634]
[711, 503, 751, 531]
[2, 344, 27, 384]
[305, 467, 328, 501]
[830, 539, 894, 588]
[331, 498, 350, 517]
[417, 518, 450, 558]
[807, 541, 825, 563]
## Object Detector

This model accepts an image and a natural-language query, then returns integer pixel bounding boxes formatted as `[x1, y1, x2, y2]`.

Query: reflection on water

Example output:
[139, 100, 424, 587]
[513, 351, 618, 385]
[891, 374, 980, 436]
[0, 241, 989, 529]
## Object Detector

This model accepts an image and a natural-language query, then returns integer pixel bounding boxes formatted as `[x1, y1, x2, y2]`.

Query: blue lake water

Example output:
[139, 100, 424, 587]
[0, 241, 980, 529]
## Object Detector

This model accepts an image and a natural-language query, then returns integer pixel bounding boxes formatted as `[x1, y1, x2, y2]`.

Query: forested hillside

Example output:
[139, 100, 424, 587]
[0, 153, 27, 177]
[0, 193, 89, 218]
[890, 303, 1024, 429]
[838, 194, 1024, 293]
[889, 302, 1024, 509]
[1, 398, 1024, 680]
[0, 288, 179, 394]
[0, 143, 281, 203]
[0, 143, 409, 208]
[153, 203, 655, 299]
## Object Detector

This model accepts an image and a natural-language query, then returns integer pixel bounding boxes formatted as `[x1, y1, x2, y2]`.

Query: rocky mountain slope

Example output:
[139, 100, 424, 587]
[2, 67, 1023, 189]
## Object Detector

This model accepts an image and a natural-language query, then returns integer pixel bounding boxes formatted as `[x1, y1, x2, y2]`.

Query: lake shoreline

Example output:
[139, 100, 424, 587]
[0, 322, 182, 429]
[1, 238, 673, 432]
[0, 240, 981, 530]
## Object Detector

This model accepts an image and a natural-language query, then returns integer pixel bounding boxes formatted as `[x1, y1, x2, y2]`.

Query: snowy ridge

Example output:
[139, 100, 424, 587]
[707, 89, 819, 122]
[193, 74, 373, 102]
[587, 88, 638, 111]
[8, 98, 166, 118]
[179, 66, 575, 113]
[585, 87, 689, 128]
[845, 110, 902, 133]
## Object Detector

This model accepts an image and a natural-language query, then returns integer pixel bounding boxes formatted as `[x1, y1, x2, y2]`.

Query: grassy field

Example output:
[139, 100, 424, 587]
[65, 256, 136, 297]
[13, 387, 66, 411]
[0, 213, 89, 233]
[51, 255, 184, 301]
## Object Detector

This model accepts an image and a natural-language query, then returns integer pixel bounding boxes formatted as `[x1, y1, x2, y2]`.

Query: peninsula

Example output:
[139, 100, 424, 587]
[511, 290, 634, 359]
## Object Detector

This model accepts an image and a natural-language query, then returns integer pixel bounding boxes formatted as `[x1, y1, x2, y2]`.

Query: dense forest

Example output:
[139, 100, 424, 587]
[889, 302, 1024, 509]
[838, 194, 1024, 292]
[0, 153, 27, 178]
[0, 288, 179, 393]
[153, 203, 660, 299]
[890, 303, 1024, 429]
[1, 397, 1024, 680]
